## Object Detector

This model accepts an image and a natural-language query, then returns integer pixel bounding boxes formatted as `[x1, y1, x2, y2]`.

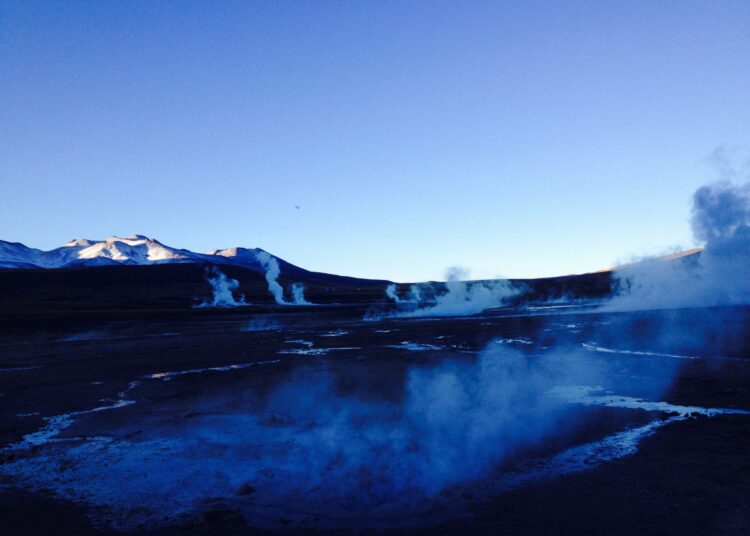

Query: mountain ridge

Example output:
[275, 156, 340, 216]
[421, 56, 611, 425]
[0, 236, 276, 271]
[0, 236, 394, 293]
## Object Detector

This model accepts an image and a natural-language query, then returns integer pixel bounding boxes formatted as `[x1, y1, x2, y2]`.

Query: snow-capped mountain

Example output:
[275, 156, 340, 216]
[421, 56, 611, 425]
[205, 247, 266, 271]
[0, 235, 275, 271]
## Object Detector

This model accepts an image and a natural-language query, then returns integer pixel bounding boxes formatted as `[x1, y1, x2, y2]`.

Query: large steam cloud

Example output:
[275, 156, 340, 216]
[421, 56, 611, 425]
[607, 180, 750, 311]
[690, 180, 750, 302]
[0, 343, 625, 528]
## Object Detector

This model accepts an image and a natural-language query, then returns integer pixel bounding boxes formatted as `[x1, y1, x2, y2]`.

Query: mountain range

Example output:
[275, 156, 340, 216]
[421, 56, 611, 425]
[1, 234, 704, 282]
[0, 235, 280, 272]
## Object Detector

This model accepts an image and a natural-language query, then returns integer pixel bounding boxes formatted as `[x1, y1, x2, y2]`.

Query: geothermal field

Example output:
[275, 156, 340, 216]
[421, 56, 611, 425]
[1, 293, 749, 535]
[1, 181, 749, 535]
[5, 2, 749, 534]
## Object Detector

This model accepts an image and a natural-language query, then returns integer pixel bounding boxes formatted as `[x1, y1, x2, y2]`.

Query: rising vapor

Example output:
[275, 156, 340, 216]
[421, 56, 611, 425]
[291, 282, 312, 305]
[195, 267, 246, 308]
[607, 179, 750, 311]
[256, 251, 314, 305]
[385, 283, 401, 303]
[256, 251, 288, 304]
[375, 267, 519, 319]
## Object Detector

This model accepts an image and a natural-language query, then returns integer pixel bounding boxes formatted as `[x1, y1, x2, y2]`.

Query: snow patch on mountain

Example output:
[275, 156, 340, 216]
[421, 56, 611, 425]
[206, 247, 265, 270]
[76, 237, 192, 264]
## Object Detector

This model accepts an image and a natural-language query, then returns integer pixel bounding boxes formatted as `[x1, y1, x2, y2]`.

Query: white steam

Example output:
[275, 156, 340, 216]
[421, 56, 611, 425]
[408, 284, 422, 302]
[256, 251, 313, 305]
[385, 283, 401, 302]
[256, 251, 288, 304]
[291, 282, 311, 305]
[690, 180, 750, 303]
[379, 267, 518, 318]
[0, 344, 619, 526]
[607, 179, 750, 311]
[195, 267, 246, 308]
[386, 283, 424, 303]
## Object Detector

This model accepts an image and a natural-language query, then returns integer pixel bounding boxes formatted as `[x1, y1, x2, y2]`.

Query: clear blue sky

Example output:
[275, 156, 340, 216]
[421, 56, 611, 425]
[1, 1, 749, 281]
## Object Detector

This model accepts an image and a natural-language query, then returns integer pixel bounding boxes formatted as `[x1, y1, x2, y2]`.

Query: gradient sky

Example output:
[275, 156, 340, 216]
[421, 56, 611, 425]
[1, 1, 749, 282]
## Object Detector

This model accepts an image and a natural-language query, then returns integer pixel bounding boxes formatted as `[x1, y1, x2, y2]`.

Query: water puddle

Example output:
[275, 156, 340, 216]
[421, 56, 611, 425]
[149, 360, 282, 381]
[320, 330, 350, 337]
[551, 385, 750, 416]
[582, 342, 699, 360]
[278, 347, 360, 356]
[285, 339, 314, 347]
[495, 337, 533, 346]
[11, 381, 140, 449]
[385, 342, 446, 351]
[0, 365, 41, 373]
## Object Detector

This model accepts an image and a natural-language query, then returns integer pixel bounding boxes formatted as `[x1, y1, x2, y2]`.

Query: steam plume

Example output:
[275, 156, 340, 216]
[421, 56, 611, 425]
[377, 267, 518, 318]
[607, 179, 750, 310]
[256, 251, 288, 304]
[291, 282, 311, 305]
[385, 283, 401, 302]
[195, 266, 246, 308]
[407, 284, 422, 302]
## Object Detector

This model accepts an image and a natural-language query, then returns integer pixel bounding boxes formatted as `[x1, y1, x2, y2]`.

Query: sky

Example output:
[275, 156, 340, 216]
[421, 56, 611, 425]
[1, 1, 749, 282]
